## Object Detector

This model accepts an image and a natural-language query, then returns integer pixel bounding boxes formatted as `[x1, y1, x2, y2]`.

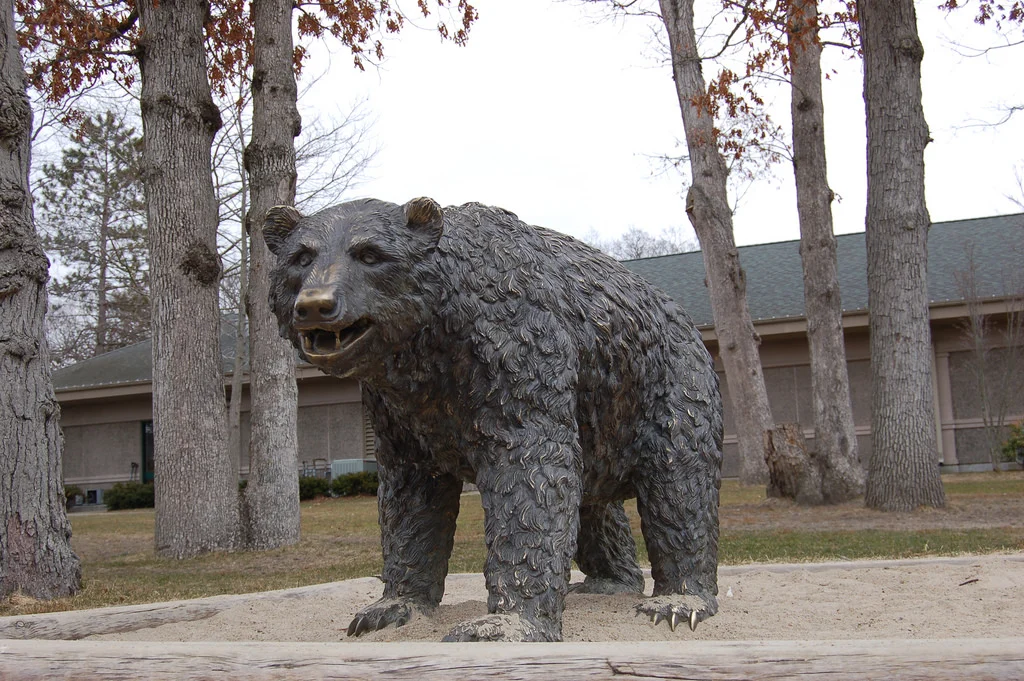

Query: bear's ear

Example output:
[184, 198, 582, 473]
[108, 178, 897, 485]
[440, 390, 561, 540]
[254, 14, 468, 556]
[403, 197, 444, 245]
[263, 205, 303, 256]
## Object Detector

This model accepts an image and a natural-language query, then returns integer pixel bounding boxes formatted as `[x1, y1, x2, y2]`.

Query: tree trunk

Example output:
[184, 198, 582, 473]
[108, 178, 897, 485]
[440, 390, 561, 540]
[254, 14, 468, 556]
[227, 206, 248, 481]
[96, 186, 110, 355]
[137, 0, 240, 556]
[786, 0, 864, 503]
[764, 423, 823, 505]
[656, 0, 772, 484]
[240, 0, 301, 549]
[859, 0, 945, 511]
[227, 91, 250, 484]
[0, 0, 82, 599]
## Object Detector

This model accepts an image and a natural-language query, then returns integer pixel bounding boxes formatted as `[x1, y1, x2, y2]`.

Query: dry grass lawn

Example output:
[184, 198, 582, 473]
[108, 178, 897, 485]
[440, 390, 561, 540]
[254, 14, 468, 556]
[2, 471, 1022, 618]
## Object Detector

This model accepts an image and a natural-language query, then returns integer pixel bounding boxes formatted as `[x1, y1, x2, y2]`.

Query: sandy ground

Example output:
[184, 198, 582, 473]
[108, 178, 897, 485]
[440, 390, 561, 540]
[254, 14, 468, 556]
[87, 553, 1024, 643]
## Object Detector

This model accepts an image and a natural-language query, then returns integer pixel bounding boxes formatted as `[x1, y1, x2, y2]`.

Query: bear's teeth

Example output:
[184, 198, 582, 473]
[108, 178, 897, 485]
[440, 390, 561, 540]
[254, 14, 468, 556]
[317, 331, 341, 354]
[302, 330, 343, 355]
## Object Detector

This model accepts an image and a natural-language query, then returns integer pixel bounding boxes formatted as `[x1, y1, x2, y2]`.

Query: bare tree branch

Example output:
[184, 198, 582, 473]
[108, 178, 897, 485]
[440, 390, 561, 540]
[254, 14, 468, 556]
[954, 242, 1024, 466]
[1009, 164, 1024, 211]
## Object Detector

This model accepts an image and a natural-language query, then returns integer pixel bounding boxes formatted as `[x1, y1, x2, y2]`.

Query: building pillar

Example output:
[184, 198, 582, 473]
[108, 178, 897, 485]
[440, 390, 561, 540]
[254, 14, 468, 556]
[933, 351, 958, 466]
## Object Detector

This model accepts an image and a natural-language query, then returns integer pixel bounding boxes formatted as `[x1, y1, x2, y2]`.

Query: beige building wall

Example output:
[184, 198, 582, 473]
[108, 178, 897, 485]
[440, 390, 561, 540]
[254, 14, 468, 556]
[945, 345, 1024, 466]
[60, 395, 153, 492]
[60, 375, 370, 494]
[62, 422, 144, 488]
[713, 330, 875, 477]
[57, 315, 1023, 495]
[711, 319, 1022, 475]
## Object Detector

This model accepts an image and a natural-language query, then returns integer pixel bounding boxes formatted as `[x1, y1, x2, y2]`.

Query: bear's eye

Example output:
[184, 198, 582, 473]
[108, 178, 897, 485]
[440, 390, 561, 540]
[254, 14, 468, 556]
[353, 248, 386, 266]
[295, 251, 314, 268]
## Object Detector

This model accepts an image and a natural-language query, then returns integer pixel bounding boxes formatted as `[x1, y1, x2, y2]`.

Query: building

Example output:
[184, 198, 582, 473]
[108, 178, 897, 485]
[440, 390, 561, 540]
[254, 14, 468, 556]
[54, 213, 1024, 501]
[54, 331, 371, 502]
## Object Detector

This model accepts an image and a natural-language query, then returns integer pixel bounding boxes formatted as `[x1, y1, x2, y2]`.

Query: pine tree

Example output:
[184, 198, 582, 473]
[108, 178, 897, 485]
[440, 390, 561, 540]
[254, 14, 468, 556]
[36, 111, 148, 365]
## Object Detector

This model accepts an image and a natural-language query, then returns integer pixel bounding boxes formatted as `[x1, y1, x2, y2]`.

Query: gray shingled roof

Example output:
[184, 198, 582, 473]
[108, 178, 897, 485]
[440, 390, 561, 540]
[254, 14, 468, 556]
[623, 213, 1024, 327]
[53, 321, 247, 391]
[53, 213, 1023, 391]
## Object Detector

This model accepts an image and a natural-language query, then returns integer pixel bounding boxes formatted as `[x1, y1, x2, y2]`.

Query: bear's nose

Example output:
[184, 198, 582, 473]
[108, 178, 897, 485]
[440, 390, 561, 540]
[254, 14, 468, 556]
[294, 288, 340, 324]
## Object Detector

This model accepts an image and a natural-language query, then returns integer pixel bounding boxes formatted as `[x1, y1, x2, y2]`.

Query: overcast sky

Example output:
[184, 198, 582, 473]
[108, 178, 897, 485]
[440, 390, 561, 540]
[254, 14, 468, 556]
[300, 0, 1024, 247]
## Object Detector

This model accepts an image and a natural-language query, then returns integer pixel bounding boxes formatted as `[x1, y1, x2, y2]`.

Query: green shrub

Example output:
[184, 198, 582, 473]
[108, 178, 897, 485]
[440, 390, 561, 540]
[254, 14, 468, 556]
[298, 476, 330, 501]
[330, 474, 358, 497]
[331, 471, 378, 497]
[104, 481, 155, 511]
[64, 484, 83, 504]
[1002, 422, 1024, 463]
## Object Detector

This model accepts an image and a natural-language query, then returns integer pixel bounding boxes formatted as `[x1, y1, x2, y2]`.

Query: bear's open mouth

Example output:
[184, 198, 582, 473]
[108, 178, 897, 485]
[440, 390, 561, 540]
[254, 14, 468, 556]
[300, 320, 373, 357]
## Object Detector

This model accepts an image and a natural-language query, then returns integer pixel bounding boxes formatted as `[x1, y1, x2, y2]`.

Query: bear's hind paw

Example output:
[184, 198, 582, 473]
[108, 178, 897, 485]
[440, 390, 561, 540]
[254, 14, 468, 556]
[569, 576, 644, 595]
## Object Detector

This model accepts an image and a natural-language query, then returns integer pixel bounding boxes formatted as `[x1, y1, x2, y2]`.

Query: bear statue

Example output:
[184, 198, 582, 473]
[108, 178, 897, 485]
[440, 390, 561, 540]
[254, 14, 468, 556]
[265, 197, 722, 642]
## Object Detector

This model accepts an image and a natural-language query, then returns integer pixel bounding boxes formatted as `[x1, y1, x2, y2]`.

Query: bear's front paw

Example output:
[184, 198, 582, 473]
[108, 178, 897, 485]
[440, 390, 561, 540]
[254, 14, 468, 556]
[635, 594, 717, 633]
[346, 597, 426, 637]
[441, 614, 553, 642]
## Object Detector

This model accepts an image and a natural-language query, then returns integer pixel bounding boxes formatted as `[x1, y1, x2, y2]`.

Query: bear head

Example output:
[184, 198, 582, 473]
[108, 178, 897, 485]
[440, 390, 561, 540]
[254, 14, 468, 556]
[264, 197, 445, 379]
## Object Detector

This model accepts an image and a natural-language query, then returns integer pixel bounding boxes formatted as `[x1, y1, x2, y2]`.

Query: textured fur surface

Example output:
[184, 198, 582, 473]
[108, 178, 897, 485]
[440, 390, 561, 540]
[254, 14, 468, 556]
[266, 197, 723, 642]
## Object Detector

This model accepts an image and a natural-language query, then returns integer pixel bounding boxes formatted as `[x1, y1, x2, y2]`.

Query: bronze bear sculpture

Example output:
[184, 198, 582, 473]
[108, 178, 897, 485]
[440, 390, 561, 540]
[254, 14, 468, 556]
[265, 197, 722, 642]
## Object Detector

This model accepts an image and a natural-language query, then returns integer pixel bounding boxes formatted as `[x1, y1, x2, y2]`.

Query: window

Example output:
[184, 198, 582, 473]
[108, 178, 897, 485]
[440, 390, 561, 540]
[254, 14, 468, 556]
[141, 421, 154, 482]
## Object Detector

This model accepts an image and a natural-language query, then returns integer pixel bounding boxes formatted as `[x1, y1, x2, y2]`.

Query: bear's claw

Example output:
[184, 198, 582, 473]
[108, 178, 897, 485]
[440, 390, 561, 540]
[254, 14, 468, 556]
[648, 610, 697, 632]
[635, 594, 712, 633]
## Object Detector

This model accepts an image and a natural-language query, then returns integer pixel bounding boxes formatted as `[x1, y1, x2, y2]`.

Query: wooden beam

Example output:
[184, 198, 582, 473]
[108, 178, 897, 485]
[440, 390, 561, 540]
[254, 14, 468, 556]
[1, 638, 1022, 680]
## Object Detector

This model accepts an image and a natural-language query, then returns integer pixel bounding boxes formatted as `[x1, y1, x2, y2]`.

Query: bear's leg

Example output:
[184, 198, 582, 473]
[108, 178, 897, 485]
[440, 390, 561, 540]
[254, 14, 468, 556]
[633, 446, 720, 632]
[346, 461, 462, 637]
[443, 439, 582, 642]
[571, 501, 645, 595]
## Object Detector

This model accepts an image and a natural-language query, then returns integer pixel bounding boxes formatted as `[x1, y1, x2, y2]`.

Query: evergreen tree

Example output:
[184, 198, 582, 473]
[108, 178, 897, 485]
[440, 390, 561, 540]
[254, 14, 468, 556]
[36, 111, 149, 365]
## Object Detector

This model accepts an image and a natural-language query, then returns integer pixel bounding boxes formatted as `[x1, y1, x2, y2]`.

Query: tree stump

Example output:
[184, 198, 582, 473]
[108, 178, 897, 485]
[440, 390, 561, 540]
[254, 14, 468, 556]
[765, 423, 823, 505]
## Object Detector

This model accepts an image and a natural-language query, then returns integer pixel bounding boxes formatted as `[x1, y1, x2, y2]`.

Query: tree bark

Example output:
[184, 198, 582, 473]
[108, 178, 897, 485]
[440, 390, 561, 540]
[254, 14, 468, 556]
[137, 0, 240, 556]
[764, 423, 823, 505]
[787, 0, 864, 503]
[0, 0, 81, 599]
[240, 0, 301, 549]
[227, 164, 247, 482]
[859, 0, 945, 510]
[656, 0, 772, 484]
